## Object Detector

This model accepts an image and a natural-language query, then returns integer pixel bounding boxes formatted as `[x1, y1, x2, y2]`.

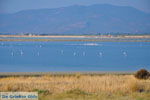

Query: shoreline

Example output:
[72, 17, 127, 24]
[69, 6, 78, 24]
[0, 71, 134, 77]
[0, 34, 150, 38]
[0, 35, 150, 42]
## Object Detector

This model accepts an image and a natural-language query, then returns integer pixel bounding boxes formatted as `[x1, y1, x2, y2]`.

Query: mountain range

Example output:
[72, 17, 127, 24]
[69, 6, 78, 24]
[0, 4, 150, 35]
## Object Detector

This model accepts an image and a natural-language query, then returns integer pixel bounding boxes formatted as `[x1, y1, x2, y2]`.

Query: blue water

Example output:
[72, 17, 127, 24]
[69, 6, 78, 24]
[0, 41, 150, 72]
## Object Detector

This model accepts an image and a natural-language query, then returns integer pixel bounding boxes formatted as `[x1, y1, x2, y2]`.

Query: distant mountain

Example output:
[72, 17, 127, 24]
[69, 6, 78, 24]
[0, 4, 150, 35]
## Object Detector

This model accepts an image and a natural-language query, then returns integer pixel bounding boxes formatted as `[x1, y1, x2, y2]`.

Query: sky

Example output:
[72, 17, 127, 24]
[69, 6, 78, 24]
[0, 0, 150, 13]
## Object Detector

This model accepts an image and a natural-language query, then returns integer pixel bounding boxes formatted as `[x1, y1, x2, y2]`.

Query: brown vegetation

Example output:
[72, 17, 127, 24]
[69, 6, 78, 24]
[134, 69, 150, 79]
[0, 75, 150, 94]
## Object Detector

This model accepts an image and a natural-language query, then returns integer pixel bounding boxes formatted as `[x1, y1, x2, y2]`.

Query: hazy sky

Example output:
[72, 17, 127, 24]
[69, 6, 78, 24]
[0, 0, 150, 13]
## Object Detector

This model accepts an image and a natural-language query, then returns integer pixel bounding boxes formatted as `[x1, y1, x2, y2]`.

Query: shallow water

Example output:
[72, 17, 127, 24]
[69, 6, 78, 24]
[0, 41, 150, 72]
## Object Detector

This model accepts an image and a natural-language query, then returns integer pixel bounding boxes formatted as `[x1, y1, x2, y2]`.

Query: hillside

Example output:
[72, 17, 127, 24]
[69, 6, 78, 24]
[0, 4, 150, 35]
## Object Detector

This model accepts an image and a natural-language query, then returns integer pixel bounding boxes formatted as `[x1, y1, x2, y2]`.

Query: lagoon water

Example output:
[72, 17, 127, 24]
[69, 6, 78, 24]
[0, 41, 150, 72]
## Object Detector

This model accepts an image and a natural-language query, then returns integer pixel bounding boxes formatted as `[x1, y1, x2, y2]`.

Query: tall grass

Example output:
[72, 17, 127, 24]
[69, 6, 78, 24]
[0, 74, 150, 94]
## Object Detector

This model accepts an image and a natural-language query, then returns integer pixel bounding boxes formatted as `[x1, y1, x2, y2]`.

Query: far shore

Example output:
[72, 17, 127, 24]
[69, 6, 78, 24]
[1, 34, 150, 42]
[0, 34, 150, 38]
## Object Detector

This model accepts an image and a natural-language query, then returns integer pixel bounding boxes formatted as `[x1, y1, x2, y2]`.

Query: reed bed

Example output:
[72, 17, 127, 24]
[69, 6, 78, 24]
[0, 74, 150, 94]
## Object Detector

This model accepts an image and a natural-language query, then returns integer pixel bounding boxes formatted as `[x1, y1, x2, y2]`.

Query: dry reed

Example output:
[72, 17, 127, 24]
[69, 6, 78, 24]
[0, 75, 150, 94]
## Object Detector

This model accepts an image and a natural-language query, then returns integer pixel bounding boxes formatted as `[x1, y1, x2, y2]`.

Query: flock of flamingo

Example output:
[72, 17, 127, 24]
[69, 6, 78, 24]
[0, 42, 128, 57]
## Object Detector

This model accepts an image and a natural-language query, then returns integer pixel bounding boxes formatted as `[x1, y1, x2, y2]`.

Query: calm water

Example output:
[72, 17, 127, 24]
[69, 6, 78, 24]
[0, 41, 150, 72]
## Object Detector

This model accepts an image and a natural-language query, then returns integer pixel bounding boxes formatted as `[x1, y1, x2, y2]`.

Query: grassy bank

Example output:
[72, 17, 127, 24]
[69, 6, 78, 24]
[0, 74, 150, 100]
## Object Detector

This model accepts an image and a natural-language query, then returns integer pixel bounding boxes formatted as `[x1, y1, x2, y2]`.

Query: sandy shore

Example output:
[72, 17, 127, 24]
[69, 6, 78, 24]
[0, 35, 150, 42]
